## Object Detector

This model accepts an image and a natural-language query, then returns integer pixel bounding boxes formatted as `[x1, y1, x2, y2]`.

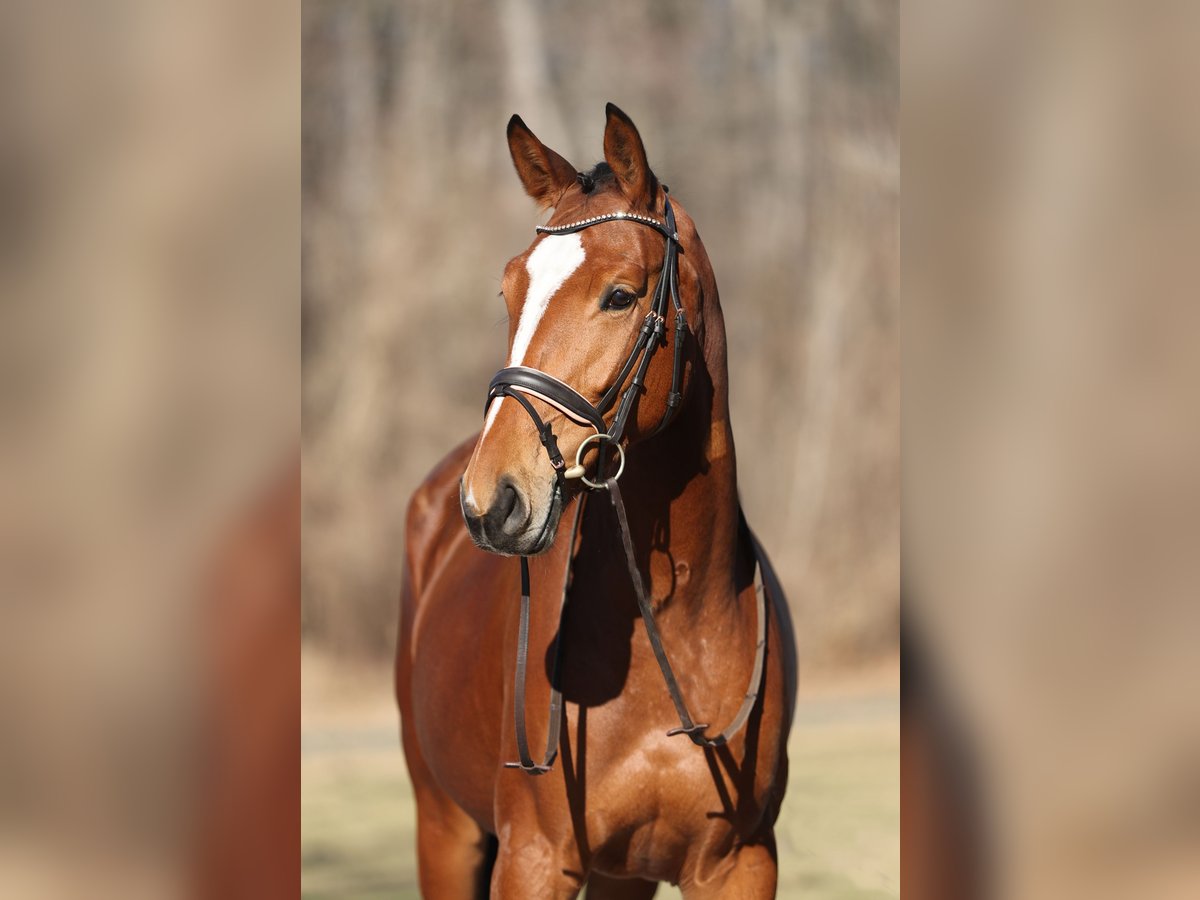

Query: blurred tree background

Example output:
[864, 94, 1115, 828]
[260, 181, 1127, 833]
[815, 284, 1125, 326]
[302, 0, 897, 668]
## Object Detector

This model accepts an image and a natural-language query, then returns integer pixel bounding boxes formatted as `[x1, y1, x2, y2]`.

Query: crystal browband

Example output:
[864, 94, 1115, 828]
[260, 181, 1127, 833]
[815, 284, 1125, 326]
[536, 210, 679, 242]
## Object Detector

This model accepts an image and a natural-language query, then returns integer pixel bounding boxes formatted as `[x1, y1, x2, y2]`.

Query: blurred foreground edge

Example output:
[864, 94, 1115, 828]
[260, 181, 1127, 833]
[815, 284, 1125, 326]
[901, 610, 988, 899]
[192, 459, 300, 899]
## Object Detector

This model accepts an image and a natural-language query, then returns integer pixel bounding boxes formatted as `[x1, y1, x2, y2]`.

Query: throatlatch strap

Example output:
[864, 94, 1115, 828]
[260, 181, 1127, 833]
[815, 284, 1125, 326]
[606, 477, 768, 748]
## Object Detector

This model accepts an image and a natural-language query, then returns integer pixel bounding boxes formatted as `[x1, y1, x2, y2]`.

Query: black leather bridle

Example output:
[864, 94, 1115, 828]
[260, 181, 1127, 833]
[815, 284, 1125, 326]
[486, 194, 688, 488]
[482, 190, 772, 775]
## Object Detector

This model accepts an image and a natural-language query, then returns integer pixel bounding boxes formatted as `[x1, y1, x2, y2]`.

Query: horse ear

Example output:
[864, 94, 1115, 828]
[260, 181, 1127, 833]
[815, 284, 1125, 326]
[603, 102, 658, 210]
[506, 115, 577, 210]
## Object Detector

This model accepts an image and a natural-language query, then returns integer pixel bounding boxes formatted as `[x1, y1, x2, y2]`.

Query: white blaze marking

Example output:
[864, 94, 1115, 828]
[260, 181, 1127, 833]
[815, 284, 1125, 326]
[510, 233, 586, 366]
[478, 233, 585, 449]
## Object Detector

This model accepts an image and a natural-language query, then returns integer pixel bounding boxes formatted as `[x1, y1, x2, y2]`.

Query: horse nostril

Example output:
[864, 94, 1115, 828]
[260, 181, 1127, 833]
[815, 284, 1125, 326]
[488, 478, 529, 539]
[499, 483, 518, 520]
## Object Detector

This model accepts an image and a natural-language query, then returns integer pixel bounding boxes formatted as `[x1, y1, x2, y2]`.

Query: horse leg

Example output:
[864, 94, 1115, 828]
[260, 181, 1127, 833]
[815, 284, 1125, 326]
[681, 837, 778, 900]
[398, 548, 495, 898]
[585, 873, 659, 898]
[489, 831, 584, 899]
[400, 701, 493, 898]
[410, 777, 494, 900]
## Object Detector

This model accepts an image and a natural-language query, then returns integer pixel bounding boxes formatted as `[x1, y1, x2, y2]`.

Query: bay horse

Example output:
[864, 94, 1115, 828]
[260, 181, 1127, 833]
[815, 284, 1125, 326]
[397, 103, 797, 898]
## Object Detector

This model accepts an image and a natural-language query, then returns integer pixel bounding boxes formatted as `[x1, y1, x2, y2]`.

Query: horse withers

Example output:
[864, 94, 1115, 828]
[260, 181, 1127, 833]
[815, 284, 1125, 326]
[397, 103, 797, 899]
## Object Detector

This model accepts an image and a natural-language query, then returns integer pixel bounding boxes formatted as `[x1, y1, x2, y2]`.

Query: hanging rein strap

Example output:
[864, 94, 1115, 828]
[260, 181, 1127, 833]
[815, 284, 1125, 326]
[505, 487, 772, 772]
[607, 478, 768, 747]
[504, 497, 585, 774]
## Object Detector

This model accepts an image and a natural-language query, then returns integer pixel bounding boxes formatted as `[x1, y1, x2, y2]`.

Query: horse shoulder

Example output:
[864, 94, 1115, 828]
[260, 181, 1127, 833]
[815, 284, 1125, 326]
[404, 434, 477, 602]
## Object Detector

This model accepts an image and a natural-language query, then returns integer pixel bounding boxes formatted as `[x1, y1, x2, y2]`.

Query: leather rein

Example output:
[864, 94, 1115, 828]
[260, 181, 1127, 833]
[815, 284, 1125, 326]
[485, 192, 773, 775]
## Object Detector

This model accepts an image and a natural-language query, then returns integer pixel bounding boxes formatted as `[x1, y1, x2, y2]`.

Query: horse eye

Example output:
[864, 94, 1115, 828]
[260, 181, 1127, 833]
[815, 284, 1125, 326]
[604, 289, 636, 311]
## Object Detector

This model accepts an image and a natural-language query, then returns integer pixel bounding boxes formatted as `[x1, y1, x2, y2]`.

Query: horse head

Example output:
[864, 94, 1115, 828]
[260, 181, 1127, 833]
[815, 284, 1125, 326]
[461, 104, 701, 556]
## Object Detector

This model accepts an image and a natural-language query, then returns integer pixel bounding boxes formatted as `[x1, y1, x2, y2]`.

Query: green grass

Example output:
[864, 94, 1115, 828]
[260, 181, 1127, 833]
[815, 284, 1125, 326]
[302, 739, 420, 899]
[302, 686, 898, 899]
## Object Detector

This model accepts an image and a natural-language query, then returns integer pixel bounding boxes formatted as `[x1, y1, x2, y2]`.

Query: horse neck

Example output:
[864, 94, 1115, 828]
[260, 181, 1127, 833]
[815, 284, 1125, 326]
[607, 276, 741, 611]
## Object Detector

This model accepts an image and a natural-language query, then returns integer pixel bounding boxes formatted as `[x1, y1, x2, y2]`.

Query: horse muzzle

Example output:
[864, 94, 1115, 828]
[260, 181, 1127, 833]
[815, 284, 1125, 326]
[460, 476, 561, 556]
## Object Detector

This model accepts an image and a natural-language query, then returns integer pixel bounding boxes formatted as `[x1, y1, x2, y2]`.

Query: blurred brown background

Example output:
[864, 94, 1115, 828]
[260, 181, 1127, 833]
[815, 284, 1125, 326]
[301, 0, 899, 669]
[906, 2, 1200, 897]
[1, 1, 297, 896]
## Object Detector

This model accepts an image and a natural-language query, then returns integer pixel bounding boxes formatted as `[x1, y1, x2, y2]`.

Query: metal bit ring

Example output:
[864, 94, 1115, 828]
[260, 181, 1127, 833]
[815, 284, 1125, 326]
[563, 433, 625, 490]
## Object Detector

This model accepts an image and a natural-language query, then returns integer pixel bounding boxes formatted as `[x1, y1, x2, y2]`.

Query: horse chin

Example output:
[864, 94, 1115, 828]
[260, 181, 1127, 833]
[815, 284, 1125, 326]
[520, 504, 562, 556]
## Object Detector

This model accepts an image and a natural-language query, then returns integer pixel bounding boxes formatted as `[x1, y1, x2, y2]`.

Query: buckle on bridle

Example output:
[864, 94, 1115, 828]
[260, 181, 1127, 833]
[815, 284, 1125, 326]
[503, 760, 554, 774]
[652, 313, 667, 345]
[666, 723, 715, 746]
[563, 432, 625, 490]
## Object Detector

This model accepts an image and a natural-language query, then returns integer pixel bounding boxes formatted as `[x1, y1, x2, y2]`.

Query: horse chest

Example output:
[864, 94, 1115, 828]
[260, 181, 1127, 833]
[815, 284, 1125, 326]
[551, 733, 744, 879]
[547, 698, 766, 863]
